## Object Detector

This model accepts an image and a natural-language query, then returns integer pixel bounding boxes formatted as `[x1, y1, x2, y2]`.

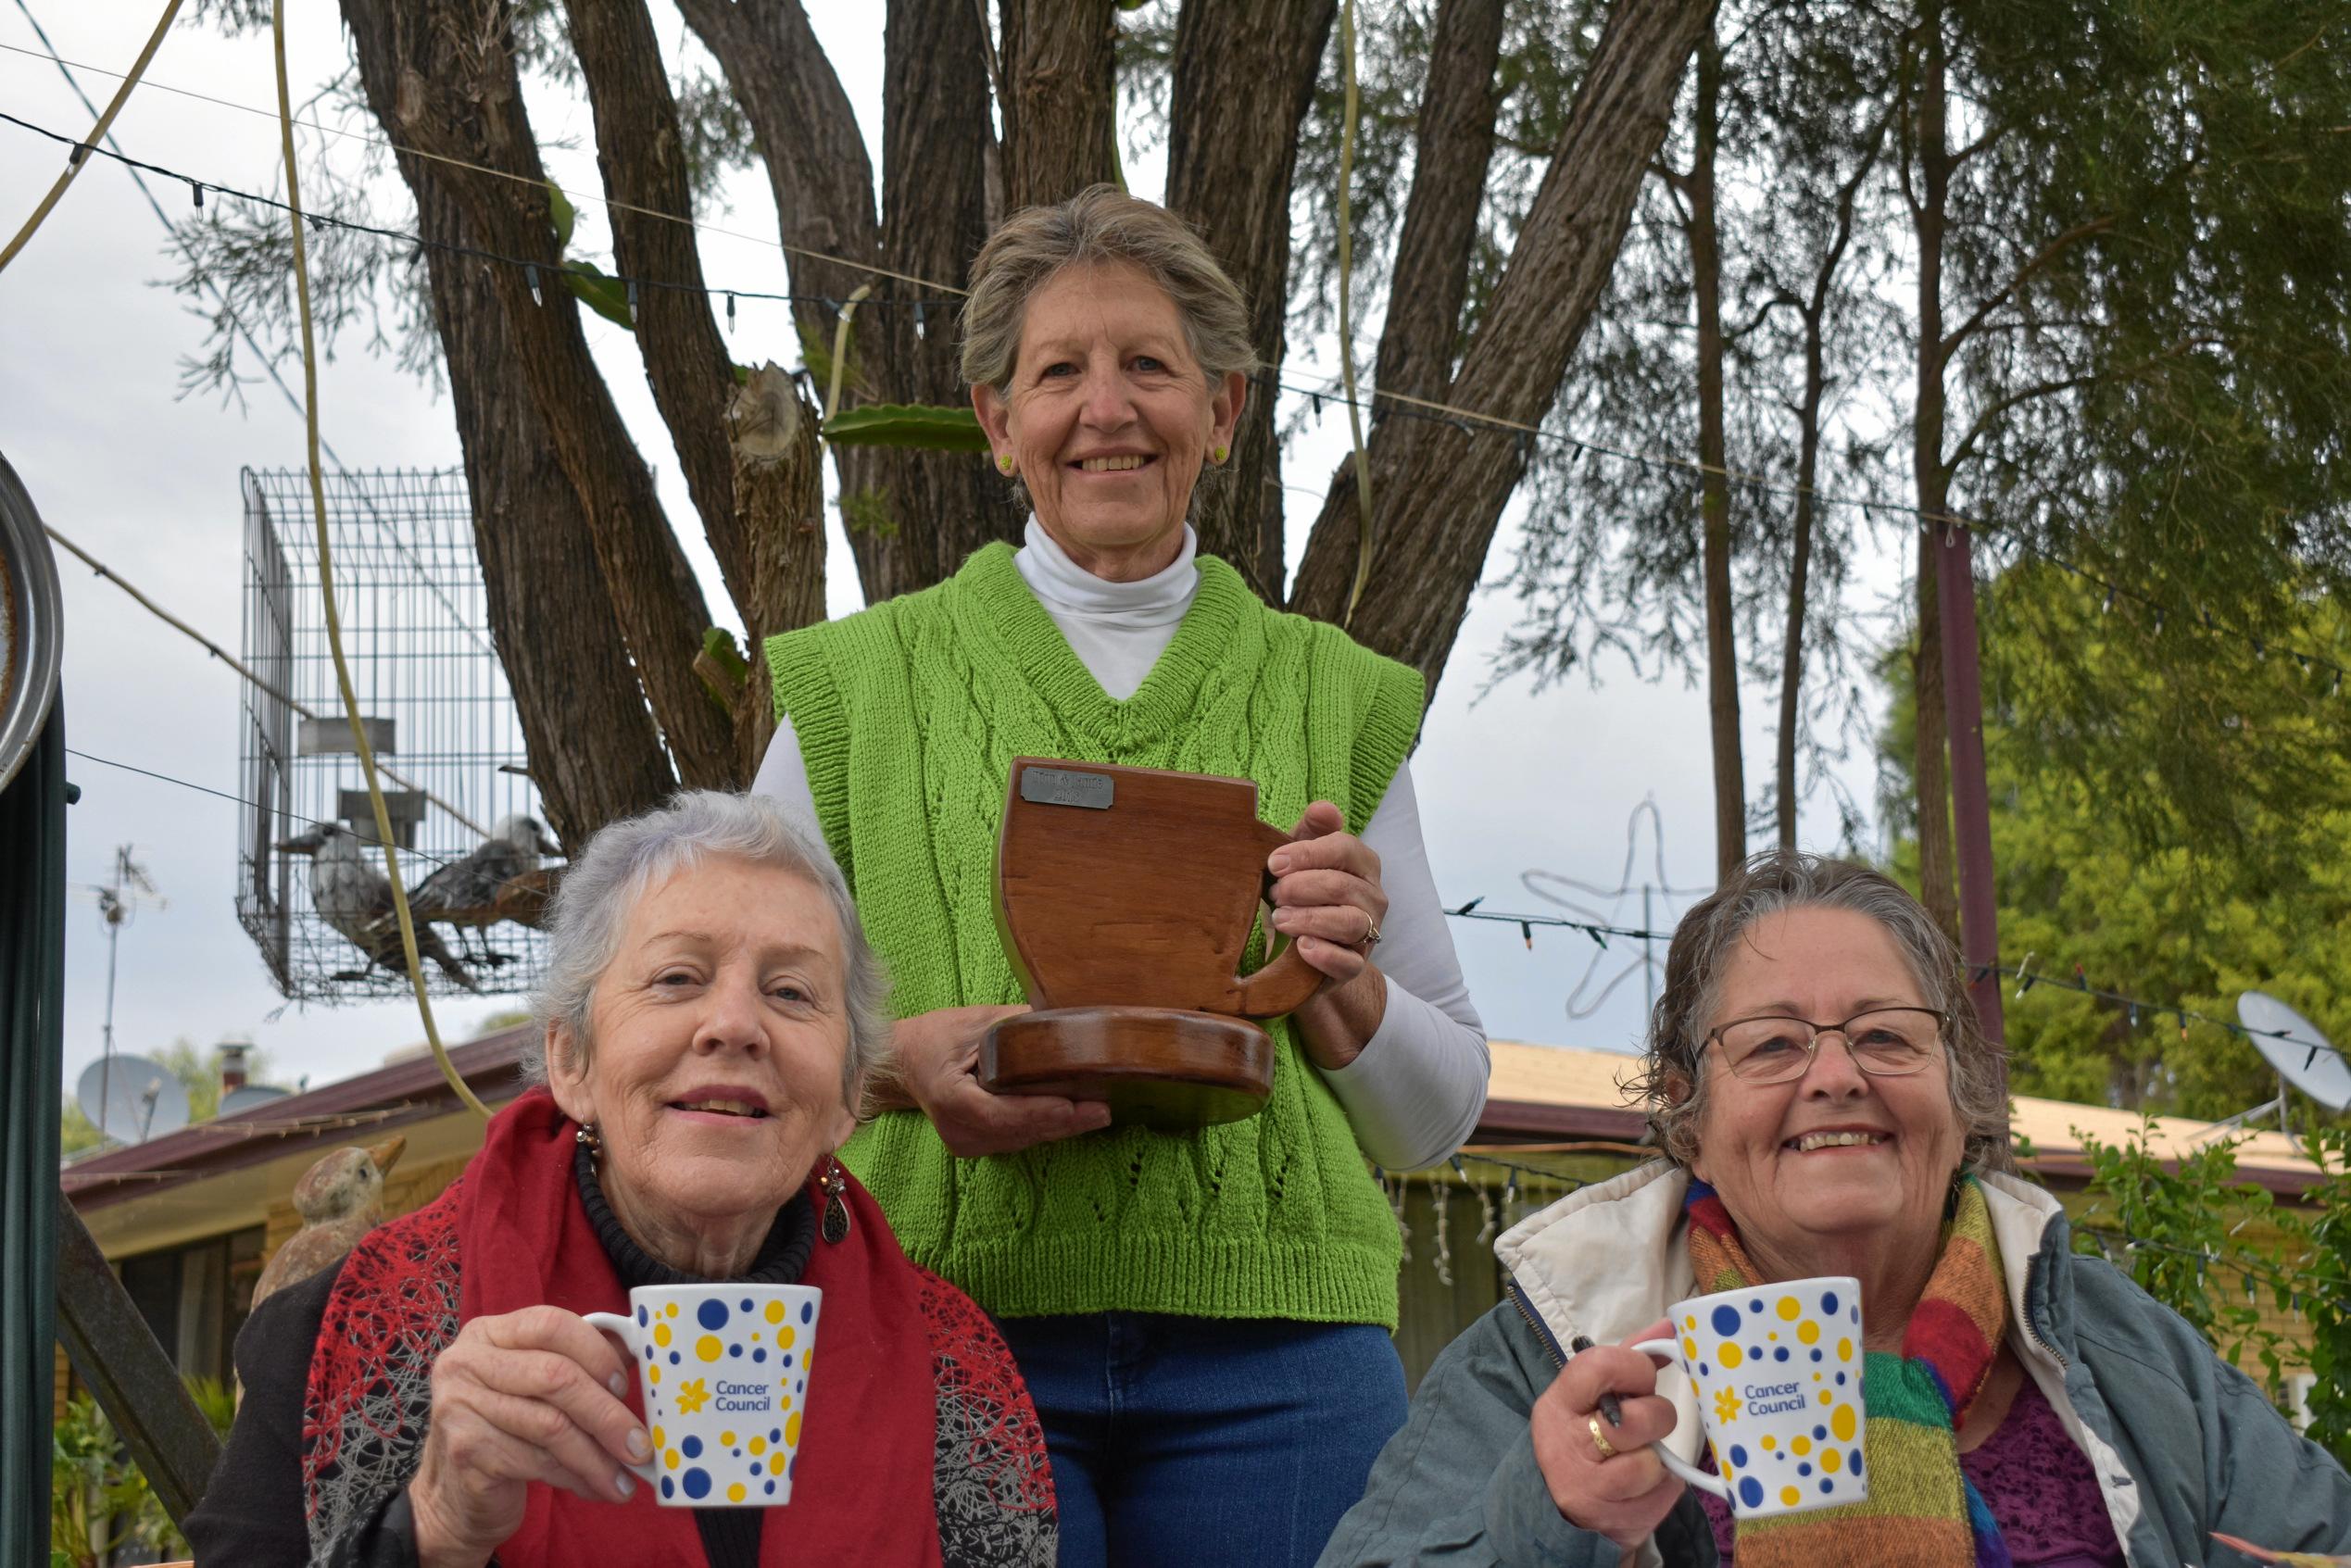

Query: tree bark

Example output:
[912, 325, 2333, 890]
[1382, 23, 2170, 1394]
[355, 0, 736, 787]
[1690, 27, 1744, 882]
[1369, 0, 1505, 413]
[562, 0, 750, 621]
[1291, 0, 1717, 696]
[999, 0, 1118, 209]
[723, 363, 825, 780]
[1163, 0, 1338, 601]
[1910, 0, 1959, 937]
[340, 0, 673, 847]
[875, 0, 1024, 593]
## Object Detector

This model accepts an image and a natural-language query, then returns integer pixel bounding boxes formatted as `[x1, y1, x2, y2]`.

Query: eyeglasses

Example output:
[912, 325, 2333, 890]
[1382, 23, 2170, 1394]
[1704, 1007, 1947, 1085]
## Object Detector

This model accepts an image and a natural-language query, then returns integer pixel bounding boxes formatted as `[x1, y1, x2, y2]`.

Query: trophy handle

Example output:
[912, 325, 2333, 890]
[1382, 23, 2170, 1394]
[1231, 820, 1327, 1020]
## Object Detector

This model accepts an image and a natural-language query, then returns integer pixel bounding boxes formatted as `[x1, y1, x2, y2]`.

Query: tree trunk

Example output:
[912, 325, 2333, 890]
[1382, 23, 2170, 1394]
[1369, 0, 1506, 413]
[874, 0, 1025, 594]
[1910, 0, 1959, 936]
[563, 0, 750, 621]
[999, 0, 1118, 209]
[672, 0, 901, 604]
[1291, 0, 1718, 697]
[1690, 27, 1744, 882]
[722, 363, 825, 781]
[340, 0, 673, 847]
[1779, 315, 1824, 853]
[1163, 0, 1338, 601]
[357, 0, 736, 788]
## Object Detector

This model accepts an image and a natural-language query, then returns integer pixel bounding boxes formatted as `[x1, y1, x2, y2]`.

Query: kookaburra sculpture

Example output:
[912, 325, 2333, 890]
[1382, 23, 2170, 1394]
[410, 813, 561, 923]
[250, 1135, 407, 1308]
[277, 822, 478, 990]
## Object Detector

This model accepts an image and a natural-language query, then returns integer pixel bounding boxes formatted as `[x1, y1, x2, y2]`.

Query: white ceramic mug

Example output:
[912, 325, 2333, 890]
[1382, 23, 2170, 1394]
[586, 1282, 821, 1507]
[1627, 1274, 1867, 1520]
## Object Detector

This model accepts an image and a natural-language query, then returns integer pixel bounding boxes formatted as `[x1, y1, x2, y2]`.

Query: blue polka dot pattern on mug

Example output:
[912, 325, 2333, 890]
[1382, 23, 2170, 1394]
[1653, 1275, 1868, 1523]
[586, 1284, 822, 1510]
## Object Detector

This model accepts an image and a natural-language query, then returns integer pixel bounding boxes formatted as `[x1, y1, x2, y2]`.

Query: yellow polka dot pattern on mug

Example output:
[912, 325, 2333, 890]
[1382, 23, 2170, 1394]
[1672, 1280, 1867, 1519]
[607, 1286, 821, 1510]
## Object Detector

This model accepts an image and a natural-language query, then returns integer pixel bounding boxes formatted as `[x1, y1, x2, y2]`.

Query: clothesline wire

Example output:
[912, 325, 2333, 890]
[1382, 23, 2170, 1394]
[6, 98, 2343, 685]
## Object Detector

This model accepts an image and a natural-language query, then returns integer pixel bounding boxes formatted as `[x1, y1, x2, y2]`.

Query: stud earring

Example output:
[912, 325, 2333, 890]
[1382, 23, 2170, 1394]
[1212, 444, 1228, 464]
[574, 1121, 603, 1158]
[997, 453, 1015, 475]
[819, 1158, 851, 1243]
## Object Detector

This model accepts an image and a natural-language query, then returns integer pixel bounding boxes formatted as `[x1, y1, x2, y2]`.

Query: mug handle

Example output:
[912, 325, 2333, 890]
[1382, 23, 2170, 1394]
[1625, 1338, 1729, 1501]
[1232, 820, 1331, 1020]
[583, 1311, 661, 1487]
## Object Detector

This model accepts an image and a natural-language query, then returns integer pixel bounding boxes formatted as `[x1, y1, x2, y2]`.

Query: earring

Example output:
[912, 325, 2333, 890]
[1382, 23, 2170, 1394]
[575, 1121, 603, 1159]
[997, 453, 1015, 475]
[1212, 444, 1228, 464]
[819, 1158, 851, 1243]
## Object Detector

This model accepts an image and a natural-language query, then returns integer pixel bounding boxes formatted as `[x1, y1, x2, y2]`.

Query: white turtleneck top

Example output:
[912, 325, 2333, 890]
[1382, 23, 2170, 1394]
[751, 521, 1489, 1172]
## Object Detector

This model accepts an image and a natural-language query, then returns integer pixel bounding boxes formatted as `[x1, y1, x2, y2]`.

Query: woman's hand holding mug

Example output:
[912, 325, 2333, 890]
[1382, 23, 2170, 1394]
[1529, 1318, 1685, 1549]
[408, 1306, 649, 1568]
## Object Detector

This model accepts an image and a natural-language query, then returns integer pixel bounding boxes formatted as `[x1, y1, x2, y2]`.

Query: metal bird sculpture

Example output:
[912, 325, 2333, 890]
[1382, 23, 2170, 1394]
[409, 813, 561, 925]
[250, 1135, 407, 1309]
[277, 822, 479, 990]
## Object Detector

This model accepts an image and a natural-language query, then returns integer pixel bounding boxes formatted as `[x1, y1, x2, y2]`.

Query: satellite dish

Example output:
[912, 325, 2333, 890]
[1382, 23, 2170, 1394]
[220, 1083, 292, 1118]
[74, 1053, 192, 1144]
[2239, 991, 2351, 1112]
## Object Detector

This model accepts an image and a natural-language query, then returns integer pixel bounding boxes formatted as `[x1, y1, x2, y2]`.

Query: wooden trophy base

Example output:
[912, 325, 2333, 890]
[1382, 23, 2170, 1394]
[980, 1006, 1276, 1131]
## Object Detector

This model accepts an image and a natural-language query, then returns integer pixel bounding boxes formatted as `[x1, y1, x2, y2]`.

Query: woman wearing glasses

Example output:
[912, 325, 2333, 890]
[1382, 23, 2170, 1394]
[1319, 852, 2351, 1567]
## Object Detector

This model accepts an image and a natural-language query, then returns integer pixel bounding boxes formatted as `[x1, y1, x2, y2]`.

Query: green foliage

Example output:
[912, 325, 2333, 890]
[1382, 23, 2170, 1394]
[840, 487, 899, 540]
[2074, 1124, 2289, 1394]
[51, 1376, 233, 1567]
[1879, 565, 2351, 1121]
[821, 403, 988, 454]
[2281, 1128, 2351, 1462]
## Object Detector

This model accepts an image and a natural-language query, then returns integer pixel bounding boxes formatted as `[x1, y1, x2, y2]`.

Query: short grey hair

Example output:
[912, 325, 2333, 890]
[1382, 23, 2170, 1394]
[524, 791, 890, 1107]
[961, 184, 1259, 396]
[1624, 851, 2008, 1175]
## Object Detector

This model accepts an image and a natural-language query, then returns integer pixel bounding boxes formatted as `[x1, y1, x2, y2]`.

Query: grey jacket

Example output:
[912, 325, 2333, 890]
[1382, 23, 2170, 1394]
[1318, 1160, 2351, 1567]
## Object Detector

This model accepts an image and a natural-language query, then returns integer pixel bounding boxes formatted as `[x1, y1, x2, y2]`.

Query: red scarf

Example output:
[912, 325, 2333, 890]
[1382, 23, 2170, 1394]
[459, 1090, 944, 1566]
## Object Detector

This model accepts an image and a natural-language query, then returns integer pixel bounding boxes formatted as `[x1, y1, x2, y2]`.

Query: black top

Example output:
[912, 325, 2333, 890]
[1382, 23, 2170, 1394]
[184, 1151, 816, 1568]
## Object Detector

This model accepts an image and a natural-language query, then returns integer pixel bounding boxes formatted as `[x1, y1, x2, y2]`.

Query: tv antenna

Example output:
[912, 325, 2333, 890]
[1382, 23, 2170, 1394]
[77, 845, 165, 1081]
[74, 1050, 191, 1146]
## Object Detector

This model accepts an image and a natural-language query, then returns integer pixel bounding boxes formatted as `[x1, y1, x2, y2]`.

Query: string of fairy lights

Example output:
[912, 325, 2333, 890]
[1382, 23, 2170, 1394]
[5, 100, 2346, 696]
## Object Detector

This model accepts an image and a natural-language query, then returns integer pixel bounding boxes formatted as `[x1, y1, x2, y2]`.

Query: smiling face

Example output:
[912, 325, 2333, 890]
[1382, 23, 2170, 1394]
[1687, 906, 1966, 1268]
[972, 260, 1244, 582]
[547, 856, 859, 1259]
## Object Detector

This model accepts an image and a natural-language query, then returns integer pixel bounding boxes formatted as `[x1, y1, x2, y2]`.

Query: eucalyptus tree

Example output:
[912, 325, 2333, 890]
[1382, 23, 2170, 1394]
[177, 0, 1716, 834]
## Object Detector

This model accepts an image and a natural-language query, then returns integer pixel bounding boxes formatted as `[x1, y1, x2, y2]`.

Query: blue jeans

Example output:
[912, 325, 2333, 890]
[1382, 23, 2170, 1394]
[993, 1313, 1407, 1568]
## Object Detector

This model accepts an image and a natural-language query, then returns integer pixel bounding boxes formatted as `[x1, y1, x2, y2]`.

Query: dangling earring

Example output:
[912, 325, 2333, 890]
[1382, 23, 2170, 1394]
[819, 1158, 851, 1243]
[575, 1121, 603, 1159]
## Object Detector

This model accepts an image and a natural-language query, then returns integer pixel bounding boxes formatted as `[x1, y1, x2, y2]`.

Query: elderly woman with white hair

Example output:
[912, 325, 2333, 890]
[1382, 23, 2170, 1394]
[752, 183, 1490, 1567]
[185, 792, 1057, 1568]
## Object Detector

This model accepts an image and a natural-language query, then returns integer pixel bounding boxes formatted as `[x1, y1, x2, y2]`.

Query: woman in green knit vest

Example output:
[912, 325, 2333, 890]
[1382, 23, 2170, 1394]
[753, 186, 1490, 1568]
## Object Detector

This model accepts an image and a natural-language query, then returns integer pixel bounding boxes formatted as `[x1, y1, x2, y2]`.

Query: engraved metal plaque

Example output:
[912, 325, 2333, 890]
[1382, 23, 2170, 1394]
[1020, 766, 1114, 810]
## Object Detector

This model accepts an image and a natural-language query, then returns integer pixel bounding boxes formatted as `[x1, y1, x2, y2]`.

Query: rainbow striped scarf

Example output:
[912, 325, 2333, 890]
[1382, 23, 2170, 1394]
[1683, 1176, 2012, 1567]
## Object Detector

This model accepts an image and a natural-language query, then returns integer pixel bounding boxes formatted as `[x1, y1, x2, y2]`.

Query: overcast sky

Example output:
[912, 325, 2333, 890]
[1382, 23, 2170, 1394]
[5, 3, 1906, 1127]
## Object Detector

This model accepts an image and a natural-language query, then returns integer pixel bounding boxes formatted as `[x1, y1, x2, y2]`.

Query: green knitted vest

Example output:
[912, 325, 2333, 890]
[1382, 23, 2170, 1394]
[765, 542, 1424, 1325]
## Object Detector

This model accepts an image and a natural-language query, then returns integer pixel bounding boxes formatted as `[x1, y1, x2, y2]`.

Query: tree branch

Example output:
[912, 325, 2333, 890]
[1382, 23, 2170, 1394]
[1940, 213, 2117, 359]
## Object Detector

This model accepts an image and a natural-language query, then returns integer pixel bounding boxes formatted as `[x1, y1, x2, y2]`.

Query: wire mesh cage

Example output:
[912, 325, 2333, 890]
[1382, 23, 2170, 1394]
[236, 467, 553, 1002]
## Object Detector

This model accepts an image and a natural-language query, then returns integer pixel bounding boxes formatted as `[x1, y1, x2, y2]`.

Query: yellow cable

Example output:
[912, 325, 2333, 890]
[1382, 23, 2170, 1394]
[0, 0, 182, 273]
[1335, 0, 1376, 627]
[271, 0, 488, 1121]
[822, 283, 875, 433]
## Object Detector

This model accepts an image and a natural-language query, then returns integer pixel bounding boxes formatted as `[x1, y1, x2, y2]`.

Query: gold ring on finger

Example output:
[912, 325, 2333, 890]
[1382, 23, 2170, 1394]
[1363, 916, 1383, 947]
[1587, 1414, 1618, 1461]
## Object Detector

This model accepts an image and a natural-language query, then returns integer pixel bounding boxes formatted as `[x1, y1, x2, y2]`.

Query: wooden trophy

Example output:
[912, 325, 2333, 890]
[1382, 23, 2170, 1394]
[981, 758, 1324, 1130]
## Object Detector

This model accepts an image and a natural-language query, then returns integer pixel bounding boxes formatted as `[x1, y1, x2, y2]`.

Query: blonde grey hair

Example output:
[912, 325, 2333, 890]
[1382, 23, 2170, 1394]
[1624, 851, 2008, 1175]
[961, 183, 1259, 396]
[524, 791, 890, 1107]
